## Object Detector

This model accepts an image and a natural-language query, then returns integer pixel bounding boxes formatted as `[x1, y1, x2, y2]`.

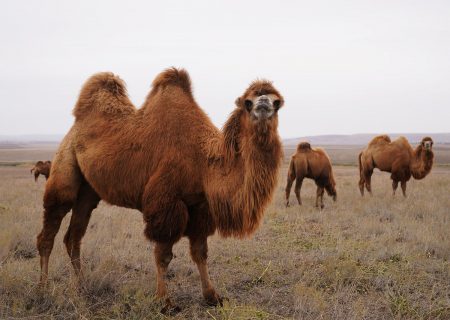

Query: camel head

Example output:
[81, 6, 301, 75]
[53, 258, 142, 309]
[326, 181, 337, 202]
[421, 137, 433, 152]
[235, 80, 284, 126]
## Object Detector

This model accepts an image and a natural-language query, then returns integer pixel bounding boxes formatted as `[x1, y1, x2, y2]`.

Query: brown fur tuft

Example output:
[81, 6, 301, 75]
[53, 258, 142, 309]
[368, 134, 391, 146]
[73, 72, 134, 119]
[151, 67, 192, 96]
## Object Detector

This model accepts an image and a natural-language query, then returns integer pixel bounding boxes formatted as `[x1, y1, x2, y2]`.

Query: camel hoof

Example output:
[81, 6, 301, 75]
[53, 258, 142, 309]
[160, 298, 181, 315]
[204, 289, 224, 307]
[160, 304, 181, 315]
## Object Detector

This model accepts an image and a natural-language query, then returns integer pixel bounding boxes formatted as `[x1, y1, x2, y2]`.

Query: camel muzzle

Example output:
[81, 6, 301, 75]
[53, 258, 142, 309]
[253, 96, 274, 120]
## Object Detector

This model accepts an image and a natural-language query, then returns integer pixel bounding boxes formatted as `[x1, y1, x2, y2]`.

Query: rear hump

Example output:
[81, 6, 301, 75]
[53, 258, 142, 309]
[297, 142, 312, 152]
[73, 72, 133, 119]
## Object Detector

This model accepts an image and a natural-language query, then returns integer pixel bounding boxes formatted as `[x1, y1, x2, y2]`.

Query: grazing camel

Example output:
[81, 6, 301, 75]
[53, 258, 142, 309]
[36, 68, 284, 310]
[285, 142, 336, 208]
[30, 161, 51, 181]
[358, 135, 434, 197]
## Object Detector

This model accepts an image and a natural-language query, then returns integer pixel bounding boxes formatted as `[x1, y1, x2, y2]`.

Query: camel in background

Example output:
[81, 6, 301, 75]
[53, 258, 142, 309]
[285, 142, 336, 208]
[359, 135, 434, 197]
[30, 161, 51, 181]
[36, 68, 284, 311]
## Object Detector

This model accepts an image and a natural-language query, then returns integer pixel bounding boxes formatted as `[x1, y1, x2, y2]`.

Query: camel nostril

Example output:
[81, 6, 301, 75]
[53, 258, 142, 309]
[256, 104, 270, 112]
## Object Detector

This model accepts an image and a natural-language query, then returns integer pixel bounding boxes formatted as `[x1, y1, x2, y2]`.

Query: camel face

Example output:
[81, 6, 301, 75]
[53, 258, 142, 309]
[422, 137, 433, 152]
[245, 93, 280, 120]
[238, 81, 284, 124]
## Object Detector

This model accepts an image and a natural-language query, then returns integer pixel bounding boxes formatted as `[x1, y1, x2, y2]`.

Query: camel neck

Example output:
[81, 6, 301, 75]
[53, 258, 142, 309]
[206, 109, 282, 238]
[411, 146, 433, 180]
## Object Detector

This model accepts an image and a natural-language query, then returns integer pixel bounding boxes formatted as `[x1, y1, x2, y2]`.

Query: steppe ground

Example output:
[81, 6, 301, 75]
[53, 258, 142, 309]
[0, 145, 449, 319]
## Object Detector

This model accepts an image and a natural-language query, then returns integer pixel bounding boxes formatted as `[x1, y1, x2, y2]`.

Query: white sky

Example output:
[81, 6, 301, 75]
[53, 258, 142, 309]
[0, 0, 449, 138]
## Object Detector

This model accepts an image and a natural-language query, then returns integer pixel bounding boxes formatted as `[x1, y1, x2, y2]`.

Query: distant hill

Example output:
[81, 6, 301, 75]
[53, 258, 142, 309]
[283, 133, 450, 147]
[0, 134, 63, 143]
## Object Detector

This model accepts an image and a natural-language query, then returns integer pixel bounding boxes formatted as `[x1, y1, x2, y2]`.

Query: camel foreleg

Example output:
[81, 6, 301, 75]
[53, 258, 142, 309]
[315, 186, 324, 209]
[401, 181, 407, 197]
[392, 180, 399, 196]
[189, 236, 222, 306]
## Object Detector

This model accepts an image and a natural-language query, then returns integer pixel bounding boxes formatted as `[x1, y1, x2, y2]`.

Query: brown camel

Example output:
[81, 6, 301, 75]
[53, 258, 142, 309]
[285, 142, 336, 208]
[36, 68, 284, 310]
[358, 135, 434, 197]
[30, 161, 51, 181]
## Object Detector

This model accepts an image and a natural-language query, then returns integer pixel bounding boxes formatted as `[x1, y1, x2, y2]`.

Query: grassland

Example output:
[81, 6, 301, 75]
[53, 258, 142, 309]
[0, 148, 449, 319]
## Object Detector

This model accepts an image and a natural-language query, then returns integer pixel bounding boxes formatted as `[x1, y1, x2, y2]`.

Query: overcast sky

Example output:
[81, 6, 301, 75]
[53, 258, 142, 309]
[0, 0, 449, 138]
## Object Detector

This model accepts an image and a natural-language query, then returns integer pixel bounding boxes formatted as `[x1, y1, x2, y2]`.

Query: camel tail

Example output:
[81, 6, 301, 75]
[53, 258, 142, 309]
[152, 67, 192, 96]
[358, 152, 363, 178]
[73, 72, 131, 119]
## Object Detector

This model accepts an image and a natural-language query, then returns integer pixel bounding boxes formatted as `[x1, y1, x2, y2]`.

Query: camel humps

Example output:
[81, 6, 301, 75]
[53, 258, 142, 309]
[285, 142, 336, 208]
[359, 135, 434, 197]
[36, 68, 284, 309]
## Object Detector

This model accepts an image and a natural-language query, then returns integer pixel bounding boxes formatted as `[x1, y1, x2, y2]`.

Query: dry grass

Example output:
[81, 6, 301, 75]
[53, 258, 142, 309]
[0, 160, 449, 319]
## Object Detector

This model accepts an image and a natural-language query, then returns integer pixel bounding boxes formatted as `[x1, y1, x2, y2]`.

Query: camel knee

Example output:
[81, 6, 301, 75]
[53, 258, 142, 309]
[63, 228, 81, 257]
[189, 239, 208, 264]
[157, 251, 173, 268]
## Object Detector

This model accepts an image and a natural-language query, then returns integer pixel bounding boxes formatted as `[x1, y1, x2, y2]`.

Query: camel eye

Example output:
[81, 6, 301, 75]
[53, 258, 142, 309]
[273, 100, 281, 110]
[244, 100, 253, 112]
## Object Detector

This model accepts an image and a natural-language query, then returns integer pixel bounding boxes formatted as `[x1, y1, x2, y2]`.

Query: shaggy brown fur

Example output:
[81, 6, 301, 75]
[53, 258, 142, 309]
[359, 135, 434, 197]
[36, 68, 284, 310]
[30, 161, 51, 182]
[285, 142, 336, 208]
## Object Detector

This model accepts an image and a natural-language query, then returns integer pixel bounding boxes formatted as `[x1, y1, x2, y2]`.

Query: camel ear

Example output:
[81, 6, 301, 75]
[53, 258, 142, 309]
[235, 97, 242, 108]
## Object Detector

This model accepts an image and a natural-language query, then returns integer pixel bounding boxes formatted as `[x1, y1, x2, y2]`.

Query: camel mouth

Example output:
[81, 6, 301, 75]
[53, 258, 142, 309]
[251, 96, 275, 120]
[252, 103, 274, 120]
[423, 142, 433, 151]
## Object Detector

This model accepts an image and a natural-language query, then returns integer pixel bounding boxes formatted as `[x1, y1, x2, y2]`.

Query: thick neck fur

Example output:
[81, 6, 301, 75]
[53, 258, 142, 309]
[411, 145, 434, 179]
[205, 108, 282, 238]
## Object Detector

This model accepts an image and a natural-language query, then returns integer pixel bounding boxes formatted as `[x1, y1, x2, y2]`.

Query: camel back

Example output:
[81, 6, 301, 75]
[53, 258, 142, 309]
[368, 135, 391, 147]
[297, 142, 312, 152]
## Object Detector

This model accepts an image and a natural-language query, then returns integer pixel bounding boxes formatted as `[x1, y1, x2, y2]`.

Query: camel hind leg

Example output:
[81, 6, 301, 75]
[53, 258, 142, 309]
[364, 170, 373, 196]
[37, 130, 82, 284]
[294, 177, 304, 205]
[37, 202, 73, 284]
[63, 181, 100, 278]
[285, 175, 295, 207]
[358, 175, 365, 196]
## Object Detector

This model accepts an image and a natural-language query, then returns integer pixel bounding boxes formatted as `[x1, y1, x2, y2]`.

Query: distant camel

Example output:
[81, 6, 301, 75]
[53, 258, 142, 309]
[36, 68, 284, 310]
[358, 135, 434, 197]
[285, 142, 337, 208]
[30, 161, 51, 181]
